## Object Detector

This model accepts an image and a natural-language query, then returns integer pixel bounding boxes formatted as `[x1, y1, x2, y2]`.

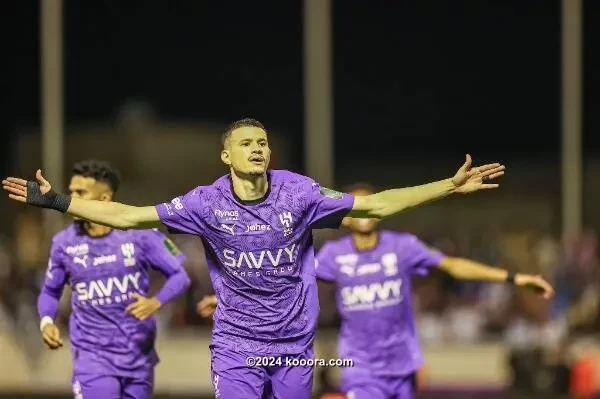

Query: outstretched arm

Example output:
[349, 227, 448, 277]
[3, 170, 160, 229]
[348, 155, 505, 219]
[438, 256, 555, 299]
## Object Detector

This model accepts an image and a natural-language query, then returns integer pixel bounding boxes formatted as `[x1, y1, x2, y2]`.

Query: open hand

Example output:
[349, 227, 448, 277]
[196, 295, 218, 318]
[2, 169, 52, 204]
[125, 293, 162, 321]
[515, 274, 555, 299]
[452, 155, 505, 194]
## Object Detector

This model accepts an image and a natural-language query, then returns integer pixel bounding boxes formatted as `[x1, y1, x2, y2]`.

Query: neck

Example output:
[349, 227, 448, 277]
[230, 169, 269, 201]
[352, 231, 379, 251]
[83, 221, 112, 237]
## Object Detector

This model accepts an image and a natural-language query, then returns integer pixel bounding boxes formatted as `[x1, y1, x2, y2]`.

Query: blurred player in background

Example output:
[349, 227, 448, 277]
[37, 160, 190, 399]
[5, 119, 504, 399]
[315, 183, 554, 399]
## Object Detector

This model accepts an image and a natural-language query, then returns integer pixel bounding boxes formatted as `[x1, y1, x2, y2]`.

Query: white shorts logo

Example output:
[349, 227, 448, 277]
[72, 380, 83, 399]
[213, 373, 220, 398]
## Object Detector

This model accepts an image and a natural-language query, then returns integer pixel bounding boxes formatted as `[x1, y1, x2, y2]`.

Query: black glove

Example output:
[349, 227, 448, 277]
[26, 181, 71, 213]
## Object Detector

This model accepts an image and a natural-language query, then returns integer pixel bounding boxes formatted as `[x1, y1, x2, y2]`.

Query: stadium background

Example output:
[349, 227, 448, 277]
[3, 0, 600, 398]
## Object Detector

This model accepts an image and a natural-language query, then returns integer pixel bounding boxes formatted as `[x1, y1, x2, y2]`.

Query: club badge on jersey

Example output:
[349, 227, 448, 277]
[320, 187, 343, 200]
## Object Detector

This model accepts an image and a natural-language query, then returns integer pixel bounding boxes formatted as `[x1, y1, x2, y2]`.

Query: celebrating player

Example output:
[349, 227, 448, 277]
[36, 160, 190, 399]
[314, 183, 554, 399]
[4, 119, 504, 399]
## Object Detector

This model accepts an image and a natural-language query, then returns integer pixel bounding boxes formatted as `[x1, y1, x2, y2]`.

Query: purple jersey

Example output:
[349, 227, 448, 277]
[38, 224, 187, 378]
[315, 231, 443, 376]
[156, 170, 354, 354]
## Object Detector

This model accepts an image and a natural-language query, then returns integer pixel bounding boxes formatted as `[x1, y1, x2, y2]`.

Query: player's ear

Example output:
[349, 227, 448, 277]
[100, 191, 113, 202]
[221, 149, 231, 166]
[341, 217, 351, 228]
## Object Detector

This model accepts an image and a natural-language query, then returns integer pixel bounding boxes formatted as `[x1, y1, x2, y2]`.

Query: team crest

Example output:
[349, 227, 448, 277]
[320, 187, 343, 200]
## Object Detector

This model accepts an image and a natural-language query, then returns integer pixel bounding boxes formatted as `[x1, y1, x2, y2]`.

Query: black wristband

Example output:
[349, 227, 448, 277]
[506, 272, 516, 285]
[26, 181, 71, 213]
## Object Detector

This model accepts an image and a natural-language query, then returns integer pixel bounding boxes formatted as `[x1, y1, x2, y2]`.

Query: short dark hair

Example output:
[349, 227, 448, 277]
[72, 159, 121, 193]
[221, 118, 267, 147]
[344, 182, 376, 195]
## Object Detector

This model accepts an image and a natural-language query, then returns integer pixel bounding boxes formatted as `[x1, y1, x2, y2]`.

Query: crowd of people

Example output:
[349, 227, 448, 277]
[1, 210, 597, 352]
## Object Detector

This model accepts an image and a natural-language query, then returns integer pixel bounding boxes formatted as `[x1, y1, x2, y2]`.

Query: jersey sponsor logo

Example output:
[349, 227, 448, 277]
[214, 209, 239, 221]
[245, 224, 272, 233]
[320, 187, 343, 200]
[221, 224, 235, 236]
[121, 242, 136, 266]
[74, 272, 141, 304]
[73, 255, 88, 268]
[341, 278, 403, 311]
[335, 254, 359, 276]
[66, 243, 89, 256]
[93, 254, 117, 266]
[278, 211, 293, 237]
[222, 243, 297, 269]
[356, 263, 381, 275]
[381, 253, 398, 276]
[163, 238, 180, 256]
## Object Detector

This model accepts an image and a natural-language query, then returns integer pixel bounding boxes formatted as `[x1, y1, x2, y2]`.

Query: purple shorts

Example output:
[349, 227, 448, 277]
[210, 345, 314, 399]
[341, 368, 416, 399]
[71, 373, 153, 399]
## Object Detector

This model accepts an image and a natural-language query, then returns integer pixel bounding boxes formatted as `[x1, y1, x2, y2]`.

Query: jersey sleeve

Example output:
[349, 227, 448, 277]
[155, 188, 206, 235]
[304, 180, 355, 229]
[37, 238, 69, 320]
[315, 243, 338, 282]
[399, 234, 444, 276]
[137, 229, 190, 305]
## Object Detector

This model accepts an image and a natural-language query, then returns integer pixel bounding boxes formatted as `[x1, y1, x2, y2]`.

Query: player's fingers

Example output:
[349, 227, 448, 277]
[134, 311, 146, 320]
[36, 169, 50, 186]
[480, 165, 505, 177]
[480, 184, 499, 189]
[2, 180, 27, 191]
[125, 302, 140, 313]
[476, 163, 502, 173]
[486, 171, 505, 180]
[538, 280, 555, 299]
[8, 194, 27, 203]
[43, 334, 60, 349]
[3, 177, 28, 186]
[3, 184, 27, 196]
[461, 154, 472, 170]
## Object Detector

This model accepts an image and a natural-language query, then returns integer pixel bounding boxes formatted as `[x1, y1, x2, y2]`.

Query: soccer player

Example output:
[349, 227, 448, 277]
[36, 160, 190, 399]
[313, 183, 554, 399]
[4, 118, 504, 399]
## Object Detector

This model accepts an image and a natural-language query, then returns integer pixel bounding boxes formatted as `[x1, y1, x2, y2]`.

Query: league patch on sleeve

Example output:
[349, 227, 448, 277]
[163, 238, 181, 256]
[320, 187, 343, 200]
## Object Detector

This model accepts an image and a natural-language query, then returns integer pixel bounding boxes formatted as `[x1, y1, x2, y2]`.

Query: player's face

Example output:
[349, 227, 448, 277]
[342, 188, 379, 233]
[68, 175, 113, 219]
[221, 127, 271, 176]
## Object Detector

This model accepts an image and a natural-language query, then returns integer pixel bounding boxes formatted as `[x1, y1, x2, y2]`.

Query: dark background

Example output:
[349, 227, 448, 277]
[10, 0, 600, 178]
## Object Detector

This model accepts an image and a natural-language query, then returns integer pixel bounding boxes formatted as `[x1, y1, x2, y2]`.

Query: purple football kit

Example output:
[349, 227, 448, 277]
[315, 231, 443, 399]
[38, 224, 188, 399]
[156, 170, 355, 399]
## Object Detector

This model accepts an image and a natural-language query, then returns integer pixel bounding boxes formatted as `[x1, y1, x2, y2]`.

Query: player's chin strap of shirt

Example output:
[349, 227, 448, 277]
[27, 181, 71, 213]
